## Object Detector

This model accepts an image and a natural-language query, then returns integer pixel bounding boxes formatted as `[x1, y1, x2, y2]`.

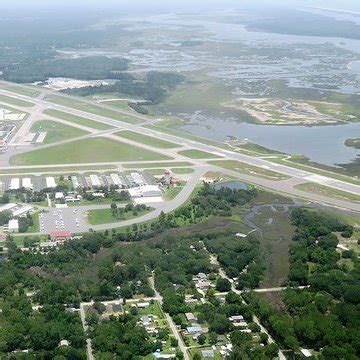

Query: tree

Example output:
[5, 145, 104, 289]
[215, 278, 231, 292]
[197, 334, 206, 345]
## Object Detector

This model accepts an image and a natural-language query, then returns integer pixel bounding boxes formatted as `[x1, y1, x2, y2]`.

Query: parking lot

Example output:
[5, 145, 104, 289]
[40, 207, 89, 233]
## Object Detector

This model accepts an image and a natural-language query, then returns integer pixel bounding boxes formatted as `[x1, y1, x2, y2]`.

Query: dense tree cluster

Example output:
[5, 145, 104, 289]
[245, 208, 359, 359]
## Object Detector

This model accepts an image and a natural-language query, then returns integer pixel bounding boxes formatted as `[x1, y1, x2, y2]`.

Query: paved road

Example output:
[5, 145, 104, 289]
[210, 255, 287, 360]
[149, 275, 190, 360]
[0, 86, 359, 198]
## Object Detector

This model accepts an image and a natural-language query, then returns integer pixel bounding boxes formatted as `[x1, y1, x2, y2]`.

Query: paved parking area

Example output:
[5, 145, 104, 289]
[40, 206, 89, 233]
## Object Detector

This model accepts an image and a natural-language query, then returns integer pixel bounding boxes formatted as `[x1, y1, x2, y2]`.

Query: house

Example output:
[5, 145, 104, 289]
[0, 232, 7, 242]
[229, 315, 244, 323]
[8, 219, 19, 233]
[137, 302, 150, 308]
[55, 192, 64, 199]
[141, 315, 151, 326]
[185, 312, 197, 321]
[300, 349, 312, 358]
[112, 303, 121, 312]
[195, 281, 212, 289]
[201, 349, 215, 358]
[186, 326, 202, 335]
[50, 231, 72, 242]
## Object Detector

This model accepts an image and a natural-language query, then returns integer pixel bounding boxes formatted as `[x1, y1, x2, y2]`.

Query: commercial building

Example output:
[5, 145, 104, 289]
[12, 205, 33, 218]
[0, 203, 17, 213]
[46, 177, 56, 188]
[10, 178, 20, 190]
[128, 185, 162, 198]
[22, 177, 33, 190]
[110, 173, 123, 187]
[71, 176, 81, 189]
[130, 172, 146, 186]
[90, 174, 101, 188]
[8, 219, 19, 233]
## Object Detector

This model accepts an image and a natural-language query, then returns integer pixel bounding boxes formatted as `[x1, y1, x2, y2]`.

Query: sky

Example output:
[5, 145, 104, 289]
[2, 0, 360, 12]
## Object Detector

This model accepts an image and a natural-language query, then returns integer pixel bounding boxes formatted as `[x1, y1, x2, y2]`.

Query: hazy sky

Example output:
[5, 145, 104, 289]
[3, 0, 360, 12]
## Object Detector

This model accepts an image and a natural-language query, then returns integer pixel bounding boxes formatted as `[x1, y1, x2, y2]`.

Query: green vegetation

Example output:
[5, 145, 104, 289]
[43, 109, 114, 130]
[178, 149, 221, 159]
[209, 160, 290, 180]
[123, 161, 192, 169]
[171, 167, 194, 174]
[1, 84, 40, 97]
[45, 96, 142, 124]
[295, 182, 360, 203]
[3, 56, 128, 83]
[345, 138, 360, 149]
[252, 205, 295, 287]
[0, 164, 116, 175]
[66, 71, 185, 104]
[30, 120, 89, 144]
[163, 182, 186, 200]
[115, 130, 180, 149]
[10, 137, 172, 165]
[146, 118, 231, 149]
[87, 204, 152, 225]
[0, 94, 34, 107]
[245, 207, 359, 358]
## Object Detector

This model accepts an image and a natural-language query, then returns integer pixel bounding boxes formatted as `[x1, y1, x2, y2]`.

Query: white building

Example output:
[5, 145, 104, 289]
[55, 192, 64, 199]
[71, 176, 80, 189]
[46, 177, 56, 188]
[22, 177, 33, 190]
[12, 205, 33, 218]
[8, 219, 19, 233]
[300, 349, 312, 358]
[0, 203, 17, 213]
[110, 173, 123, 187]
[128, 185, 162, 198]
[130, 172, 146, 186]
[90, 174, 101, 188]
[10, 178, 20, 190]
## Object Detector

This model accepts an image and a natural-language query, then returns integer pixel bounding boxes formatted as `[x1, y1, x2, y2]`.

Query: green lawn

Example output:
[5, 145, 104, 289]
[87, 207, 153, 225]
[31, 120, 89, 144]
[294, 182, 360, 203]
[171, 167, 195, 174]
[1, 85, 40, 98]
[123, 161, 193, 169]
[10, 137, 172, 165]
[0, 94, 34, 107]
[0, 165, 115, 175]
[43, 109, 113, 130]
[209, 160, 290, 181]
[178, 149, 221, 159]
[99, 99, 130, 109]
[163, 182, 186, 200]
[115, 130, 180, 149]
[45, 95, 142, 124]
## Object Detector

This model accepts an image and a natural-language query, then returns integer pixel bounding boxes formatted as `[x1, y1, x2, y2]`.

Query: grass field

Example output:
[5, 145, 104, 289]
[0, 165, 116, 175]
[209, 160, 290, 180]
[295, 182, 360, 203]
[87, 207, 153, 225]
[10, 137, 172, 165]
[31, 120, 89, 144]
[43, 109, 113, 130]
[178, 149, 221, 159]
[123, 161, 193, 169]
[1, 85, 40, 98]
[0, 94, 34, 107]
[163, 182, 186, 200]
[115, 130, 180, 149]
[171, 168, 195, 174]
[146, 118, 231, 150]
[46, 95, 142, 124]
[98, 99, 130, 109]
[252, 205, 294, 287]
